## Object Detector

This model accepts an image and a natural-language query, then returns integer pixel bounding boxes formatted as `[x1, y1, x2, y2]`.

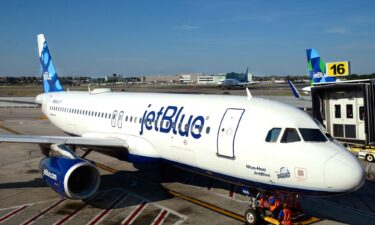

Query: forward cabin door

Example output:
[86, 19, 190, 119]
[217, 108, 245, 158]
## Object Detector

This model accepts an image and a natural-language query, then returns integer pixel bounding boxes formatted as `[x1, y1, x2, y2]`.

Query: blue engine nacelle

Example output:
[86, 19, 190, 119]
[39, 144, 100, 199]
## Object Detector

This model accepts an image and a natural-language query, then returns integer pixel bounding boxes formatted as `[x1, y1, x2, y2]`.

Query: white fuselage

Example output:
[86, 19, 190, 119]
[38, 90, 364, 195]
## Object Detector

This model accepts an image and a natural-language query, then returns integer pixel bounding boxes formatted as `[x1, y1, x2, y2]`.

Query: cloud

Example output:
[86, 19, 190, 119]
[179, 24, 200, 30]
[337, 42, 375, 50]
[324, 27, 348, 35]
[101, 57, 149, 63]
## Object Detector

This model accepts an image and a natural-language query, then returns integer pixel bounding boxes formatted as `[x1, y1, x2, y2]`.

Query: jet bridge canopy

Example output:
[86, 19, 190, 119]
[311, 79, 375, 146]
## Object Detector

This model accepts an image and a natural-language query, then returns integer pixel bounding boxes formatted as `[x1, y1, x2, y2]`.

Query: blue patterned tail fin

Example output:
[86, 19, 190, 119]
[37, 34, 64, 93]
[306, 48, 335, 85]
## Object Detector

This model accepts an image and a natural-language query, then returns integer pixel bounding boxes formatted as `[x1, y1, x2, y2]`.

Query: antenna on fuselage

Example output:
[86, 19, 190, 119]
[246, 87, 252, 100]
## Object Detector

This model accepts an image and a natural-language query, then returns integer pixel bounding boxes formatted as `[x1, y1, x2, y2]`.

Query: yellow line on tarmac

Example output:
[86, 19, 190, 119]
[0, 124, 22, 135]
[94, 161, 246, 222]
[168, 189, 246, 222]
[95, 162, 120, 174]
[95, 161, 321, 225]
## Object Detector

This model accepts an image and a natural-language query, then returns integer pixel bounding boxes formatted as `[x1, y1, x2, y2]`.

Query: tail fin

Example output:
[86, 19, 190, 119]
[37, 34, 64, 93]
[245, 67, 253, 82]
[306, 48, 335, 85]
[288, 80, 301, 98]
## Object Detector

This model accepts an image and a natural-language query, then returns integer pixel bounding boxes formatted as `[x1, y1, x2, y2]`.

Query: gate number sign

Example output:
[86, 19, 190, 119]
[326, 61, 350, 76]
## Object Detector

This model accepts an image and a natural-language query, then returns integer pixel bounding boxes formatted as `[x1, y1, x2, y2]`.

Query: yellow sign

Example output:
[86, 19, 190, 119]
[326, 61, 350, 76]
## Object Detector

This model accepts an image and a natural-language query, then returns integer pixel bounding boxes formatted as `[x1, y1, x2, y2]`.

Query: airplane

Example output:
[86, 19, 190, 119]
[218, 67, 259, 89]
[287, 80, 309, 101]
[218, 78, 245, 89]
[288, 48, 337, 99]
[304, 48, 336, 92]
[0, 34, 365, 224]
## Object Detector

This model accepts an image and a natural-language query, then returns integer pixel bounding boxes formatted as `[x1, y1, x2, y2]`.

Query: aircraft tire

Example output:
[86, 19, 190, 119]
[245, 209, 258, 225]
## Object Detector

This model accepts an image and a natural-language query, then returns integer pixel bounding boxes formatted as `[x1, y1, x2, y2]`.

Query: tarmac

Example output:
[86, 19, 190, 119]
[0, 90, 374, 225]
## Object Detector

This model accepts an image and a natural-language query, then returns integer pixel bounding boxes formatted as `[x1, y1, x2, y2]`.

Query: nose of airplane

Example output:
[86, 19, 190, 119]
[324, 151, 365, 192]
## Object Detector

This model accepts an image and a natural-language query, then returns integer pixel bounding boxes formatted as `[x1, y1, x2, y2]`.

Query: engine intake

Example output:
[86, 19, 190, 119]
[39, 144, 100, 199]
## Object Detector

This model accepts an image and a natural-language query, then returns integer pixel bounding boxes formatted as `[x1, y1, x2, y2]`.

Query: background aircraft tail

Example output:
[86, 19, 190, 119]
[287, 80, 301, 98]
[37, 34, 64, 93]
[306, 48, 335, 85]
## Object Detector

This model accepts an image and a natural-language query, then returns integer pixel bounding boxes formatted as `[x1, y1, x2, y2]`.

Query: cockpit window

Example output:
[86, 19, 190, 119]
[299, 128, 327, 142]
[265, 128, 281, 143]
[280, 128, 301, 143]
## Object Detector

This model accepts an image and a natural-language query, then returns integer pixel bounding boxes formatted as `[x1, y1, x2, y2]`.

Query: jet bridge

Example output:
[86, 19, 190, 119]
[311, 79, 375, 146]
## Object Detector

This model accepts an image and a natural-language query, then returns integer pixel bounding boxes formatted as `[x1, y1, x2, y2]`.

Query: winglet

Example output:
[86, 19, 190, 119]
[246, 87, 252, 100]
[288, 80, 301, 99]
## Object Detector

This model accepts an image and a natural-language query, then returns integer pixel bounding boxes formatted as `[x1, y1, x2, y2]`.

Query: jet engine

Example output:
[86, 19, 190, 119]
[39, 144, 100, 199]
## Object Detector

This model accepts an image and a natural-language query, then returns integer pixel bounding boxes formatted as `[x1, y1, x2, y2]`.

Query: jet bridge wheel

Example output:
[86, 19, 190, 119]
[245, 209, 259, 225]
[366, 154, 374, 162]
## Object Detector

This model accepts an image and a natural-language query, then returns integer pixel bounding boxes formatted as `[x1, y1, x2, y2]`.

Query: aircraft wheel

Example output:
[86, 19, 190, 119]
[366, 154, 374, 162]
[245, 209, 258, 225]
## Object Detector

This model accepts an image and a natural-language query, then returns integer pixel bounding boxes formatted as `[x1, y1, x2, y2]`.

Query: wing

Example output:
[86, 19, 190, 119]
[0, 134, 128, 148]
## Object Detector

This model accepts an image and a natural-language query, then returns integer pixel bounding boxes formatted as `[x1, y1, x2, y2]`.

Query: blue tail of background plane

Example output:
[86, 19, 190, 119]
[37, 34, 64, 93]
[306, 48, 336, 85]
[287, 80, 301, 98]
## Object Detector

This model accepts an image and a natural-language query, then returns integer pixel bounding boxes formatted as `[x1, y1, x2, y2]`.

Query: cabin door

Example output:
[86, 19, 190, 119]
[217, 108, 245, 158]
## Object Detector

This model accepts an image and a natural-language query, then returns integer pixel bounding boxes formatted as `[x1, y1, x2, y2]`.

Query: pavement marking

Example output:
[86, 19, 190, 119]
[87, 192, 128, 225]
[0, 205, 29, 223]
[121, 201, 147, 225]
[0, 123, 22, 135]
[168, 189, 246, 223]
[151, 210, 169, 225]
[94, 162, 246, 222]
[54, 192, 104, 225]
[21, 199, 65, 225]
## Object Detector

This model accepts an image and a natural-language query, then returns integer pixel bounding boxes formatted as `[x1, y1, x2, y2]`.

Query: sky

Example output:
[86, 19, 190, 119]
[0, 0, 374, 77]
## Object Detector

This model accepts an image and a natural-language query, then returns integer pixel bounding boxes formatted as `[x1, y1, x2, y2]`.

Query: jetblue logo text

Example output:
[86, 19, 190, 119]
[43, 168, 57, 180]
[139, 105, 205, 139]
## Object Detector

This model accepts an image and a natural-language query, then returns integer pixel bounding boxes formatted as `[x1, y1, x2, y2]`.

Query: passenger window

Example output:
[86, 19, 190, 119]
[346, 104, 353, 119]
[280, 128, 301, 143]
[206, 126, 211, 134]
[334, 105, 341, 118]
[265, 128, 281, 143]
[359, 106, 365, 121]
[125, 116, 128, 122]
[134, 117, 137, 123]
[199, 125, 203, 133]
